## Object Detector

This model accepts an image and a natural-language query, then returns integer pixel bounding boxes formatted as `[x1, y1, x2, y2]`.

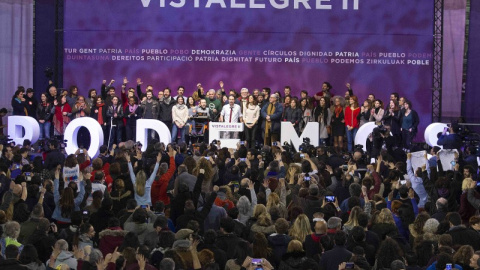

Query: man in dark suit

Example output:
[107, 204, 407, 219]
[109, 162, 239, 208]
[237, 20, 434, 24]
[319, 231, 352, 270]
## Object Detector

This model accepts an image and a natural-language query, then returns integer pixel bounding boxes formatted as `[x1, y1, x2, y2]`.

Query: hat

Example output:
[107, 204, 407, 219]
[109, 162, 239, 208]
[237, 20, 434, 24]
[172, 239, 191, 249]
[175, 229, 193, 240]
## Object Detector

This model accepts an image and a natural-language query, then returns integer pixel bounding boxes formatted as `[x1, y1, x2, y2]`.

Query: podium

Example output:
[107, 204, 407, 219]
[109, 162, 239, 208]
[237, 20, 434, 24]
[208, 122, 244, 149]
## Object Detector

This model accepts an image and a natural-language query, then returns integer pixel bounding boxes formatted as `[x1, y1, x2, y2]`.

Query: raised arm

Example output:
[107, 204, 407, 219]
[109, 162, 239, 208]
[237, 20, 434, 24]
[74, 181, 86, 206]
[147, 153, 162, 187]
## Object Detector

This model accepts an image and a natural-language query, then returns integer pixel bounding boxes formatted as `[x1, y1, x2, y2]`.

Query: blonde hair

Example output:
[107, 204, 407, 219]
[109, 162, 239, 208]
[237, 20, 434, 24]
[376, 208, 395, 225]
[135, 170, 147, 197]
[289, 214, 312, 243]
[253, 204, 268, 219]
[266, 193, 280, 210]
[462, 178, 474, 191]
[344, 206, 362, 228]
[287, 239, 304, 253]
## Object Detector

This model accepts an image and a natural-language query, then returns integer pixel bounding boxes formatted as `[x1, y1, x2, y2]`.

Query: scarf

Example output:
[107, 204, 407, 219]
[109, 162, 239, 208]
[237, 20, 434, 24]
[96, 103, 105, 125]
[129, 104, 138, 113]
[264, 102, 276, 145]
[334, 105, 343, 117]
[163, 96, 172, 104]
[176, 104, 186, 110]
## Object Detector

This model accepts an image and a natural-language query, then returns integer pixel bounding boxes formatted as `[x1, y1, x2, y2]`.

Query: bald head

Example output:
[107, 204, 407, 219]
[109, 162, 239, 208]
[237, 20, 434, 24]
[13, 184, 22, 196]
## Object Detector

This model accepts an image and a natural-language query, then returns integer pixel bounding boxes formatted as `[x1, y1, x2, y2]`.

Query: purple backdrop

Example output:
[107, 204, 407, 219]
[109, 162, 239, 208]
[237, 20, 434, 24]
[466, 0, 480, 123]
[63, 0, 434, 135]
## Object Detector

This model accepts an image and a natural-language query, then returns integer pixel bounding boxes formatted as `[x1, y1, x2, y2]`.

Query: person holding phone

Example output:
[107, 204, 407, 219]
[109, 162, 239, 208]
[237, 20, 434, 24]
[437, 123, 463, 151]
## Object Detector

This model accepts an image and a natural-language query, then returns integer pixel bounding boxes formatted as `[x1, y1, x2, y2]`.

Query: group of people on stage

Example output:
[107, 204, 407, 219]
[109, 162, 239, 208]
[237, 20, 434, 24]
[10, 79, 419, 152]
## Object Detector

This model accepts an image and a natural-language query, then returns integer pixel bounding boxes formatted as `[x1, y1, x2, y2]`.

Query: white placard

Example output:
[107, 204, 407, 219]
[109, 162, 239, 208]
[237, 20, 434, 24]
[7, 116, 40, 146]
[64, 117, 104, 158]
[209, 122, 244, 149]
[411, 150, 427, 172]
[280, 122, 319, 151]
[438, 149, 458, 170]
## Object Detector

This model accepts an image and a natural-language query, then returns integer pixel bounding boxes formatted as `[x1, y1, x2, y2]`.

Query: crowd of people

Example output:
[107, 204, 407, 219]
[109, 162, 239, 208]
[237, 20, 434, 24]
[0, 80, 479, 270]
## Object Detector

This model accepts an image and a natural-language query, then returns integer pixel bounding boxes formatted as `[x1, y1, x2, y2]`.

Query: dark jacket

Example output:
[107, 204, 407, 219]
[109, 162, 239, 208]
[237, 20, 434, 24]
[268, 234, 292, 268]
[90, 103, 107, 125]
[0, 259, 29, 270]
[199, 243, 228, 270]
[106, 104, 124, 127]
[216, 233, 244, 260]
[26, 229, 56, 263]
[445, 226, 480, 250]
[278, 251, 319, 270]
[124, 105, 142, 126]
[304, 233, 325, 259]
[25, 96, 38, 118]
[319, 245, 352, 270]
[12, 98, 27, 116]
[261, 102, 284, 134]
[283, 107, 302, 129]
[158, 98, 176, 122]
[140, 99, 160, 119]
[36, 102, 54, 121]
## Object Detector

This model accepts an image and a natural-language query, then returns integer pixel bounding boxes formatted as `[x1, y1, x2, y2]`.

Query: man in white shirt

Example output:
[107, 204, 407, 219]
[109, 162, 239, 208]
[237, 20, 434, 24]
[87, 171, 107, 206]
[219, 95, 243, 138]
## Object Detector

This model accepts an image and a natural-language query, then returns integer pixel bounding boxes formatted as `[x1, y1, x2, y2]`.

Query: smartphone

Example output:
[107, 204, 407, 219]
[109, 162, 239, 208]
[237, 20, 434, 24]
[240, 141, 245, 145]
[240, 158, 246, 162]
[300, 154, 305, 158]
[272, 142, 278, 146]
[400, 180, 407, 185]
[325, 196, 335, 203]
[370, 158, 376, 164]
[25, 172, 31, 176]
[141, 205, 148, 209]
[79, 149, 84, 153]
[346, 262, 355, 269]
[304, 176, 311, 181]
[205, 156, 210, 161]
[446, 264, 452, 270]
[16, 164, 20, 169]
[342, 165, 348, 171]
[476, 181, 480, 187]
[82, 210, 89, 215]
[251, 259, 263, 265]
[451, 161, 456, 166]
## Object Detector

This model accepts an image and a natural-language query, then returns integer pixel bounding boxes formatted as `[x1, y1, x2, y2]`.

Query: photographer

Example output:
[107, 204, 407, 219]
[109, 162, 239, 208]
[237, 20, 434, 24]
[437, 123, 463, 151]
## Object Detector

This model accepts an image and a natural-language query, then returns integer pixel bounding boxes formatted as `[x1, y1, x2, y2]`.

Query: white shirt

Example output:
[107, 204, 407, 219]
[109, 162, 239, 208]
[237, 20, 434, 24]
[221, 104, 243, 123]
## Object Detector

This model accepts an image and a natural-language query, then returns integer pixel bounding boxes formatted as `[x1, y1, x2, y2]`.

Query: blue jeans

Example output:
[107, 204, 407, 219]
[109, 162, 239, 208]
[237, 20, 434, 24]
[346, 127, 358, 152]
[172, 124, 185, 143]
[39, 121, 51, 139]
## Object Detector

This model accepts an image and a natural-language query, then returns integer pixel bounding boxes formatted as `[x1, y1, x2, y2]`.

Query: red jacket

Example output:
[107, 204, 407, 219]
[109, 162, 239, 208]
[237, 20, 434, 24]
[345, 106, 360, 129]
[151, 157, 176, 206]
